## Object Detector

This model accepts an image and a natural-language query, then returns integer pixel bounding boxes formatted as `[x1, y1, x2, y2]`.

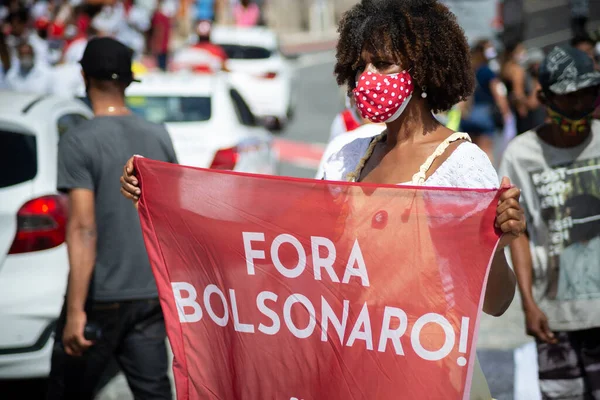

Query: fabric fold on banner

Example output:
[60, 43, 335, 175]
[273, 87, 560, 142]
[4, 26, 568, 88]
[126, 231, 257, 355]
[135, 157, 501, 400]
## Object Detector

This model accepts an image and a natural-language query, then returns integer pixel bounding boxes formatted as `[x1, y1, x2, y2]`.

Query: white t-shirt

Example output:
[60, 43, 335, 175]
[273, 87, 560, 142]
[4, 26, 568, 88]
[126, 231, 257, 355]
[499, 122, 600, 331]
[63, 37, 87, 65]
[5, 62, 53, 94]
[92, 2, 150, 59]
[7, 32, 50, 66]
[51, 63, 85, 98]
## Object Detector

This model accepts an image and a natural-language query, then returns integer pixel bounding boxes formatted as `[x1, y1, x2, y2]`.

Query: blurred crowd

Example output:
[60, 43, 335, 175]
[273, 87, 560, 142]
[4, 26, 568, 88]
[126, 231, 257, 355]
[456, 32, 600, 164]
[0, 0, 264, 93]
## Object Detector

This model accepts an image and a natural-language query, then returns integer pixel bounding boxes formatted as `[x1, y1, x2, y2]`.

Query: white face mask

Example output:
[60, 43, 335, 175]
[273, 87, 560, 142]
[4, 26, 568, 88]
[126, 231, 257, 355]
[515, 52, 528, 66]
[484, 47, 497, 60]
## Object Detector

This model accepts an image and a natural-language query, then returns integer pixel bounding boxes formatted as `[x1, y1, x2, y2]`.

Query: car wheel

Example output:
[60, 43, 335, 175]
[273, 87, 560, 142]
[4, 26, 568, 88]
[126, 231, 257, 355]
[264, 116, 284, 133]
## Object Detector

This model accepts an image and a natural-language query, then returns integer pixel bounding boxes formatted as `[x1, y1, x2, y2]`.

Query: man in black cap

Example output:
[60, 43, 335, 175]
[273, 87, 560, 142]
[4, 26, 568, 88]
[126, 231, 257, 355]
[500, 45, 600, 399]
[46, 37, 176, 399]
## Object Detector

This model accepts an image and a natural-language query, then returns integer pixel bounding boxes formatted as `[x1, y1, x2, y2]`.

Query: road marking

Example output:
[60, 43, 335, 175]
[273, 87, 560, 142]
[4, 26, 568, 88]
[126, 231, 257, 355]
[295, 51, 336, 69]
[273, 138, 326, 169]
[525, 20, 600, 49]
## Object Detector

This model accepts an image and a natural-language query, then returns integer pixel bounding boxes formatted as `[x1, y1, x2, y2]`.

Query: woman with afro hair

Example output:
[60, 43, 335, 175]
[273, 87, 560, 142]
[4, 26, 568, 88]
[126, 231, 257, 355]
[321, 0, 524, 397]
[120, 0, 525, 397]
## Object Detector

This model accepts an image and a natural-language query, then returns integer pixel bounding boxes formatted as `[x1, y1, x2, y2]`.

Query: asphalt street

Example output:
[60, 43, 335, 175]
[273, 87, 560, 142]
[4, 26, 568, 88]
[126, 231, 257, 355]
[3, 2, 600, 399]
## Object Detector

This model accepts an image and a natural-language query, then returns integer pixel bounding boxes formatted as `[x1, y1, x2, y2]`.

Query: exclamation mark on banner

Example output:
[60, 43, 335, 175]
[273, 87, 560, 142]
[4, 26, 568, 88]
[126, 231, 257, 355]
[457, 317, 469, 367]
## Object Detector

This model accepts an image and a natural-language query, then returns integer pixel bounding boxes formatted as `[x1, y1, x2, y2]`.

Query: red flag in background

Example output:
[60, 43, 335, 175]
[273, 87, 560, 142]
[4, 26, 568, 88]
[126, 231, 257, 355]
[135, 157, 501, 400]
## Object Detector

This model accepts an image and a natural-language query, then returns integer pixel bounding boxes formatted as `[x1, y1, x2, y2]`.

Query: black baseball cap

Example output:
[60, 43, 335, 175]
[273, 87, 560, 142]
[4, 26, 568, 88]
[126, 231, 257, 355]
[80, 37, 139, 84]
[539, 45, 600, 95]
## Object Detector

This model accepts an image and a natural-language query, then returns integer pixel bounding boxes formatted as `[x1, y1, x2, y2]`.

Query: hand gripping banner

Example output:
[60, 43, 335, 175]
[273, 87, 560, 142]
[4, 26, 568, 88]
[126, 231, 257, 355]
[135, 158, 501, 400]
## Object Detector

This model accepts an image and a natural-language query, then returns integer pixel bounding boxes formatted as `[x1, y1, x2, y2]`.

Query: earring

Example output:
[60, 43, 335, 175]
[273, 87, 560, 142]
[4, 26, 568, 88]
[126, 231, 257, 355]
[421, 87, 428, 99]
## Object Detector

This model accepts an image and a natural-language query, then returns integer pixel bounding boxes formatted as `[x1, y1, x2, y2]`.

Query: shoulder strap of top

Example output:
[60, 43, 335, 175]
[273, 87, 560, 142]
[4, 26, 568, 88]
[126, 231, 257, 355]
[411, 132, 472, 185]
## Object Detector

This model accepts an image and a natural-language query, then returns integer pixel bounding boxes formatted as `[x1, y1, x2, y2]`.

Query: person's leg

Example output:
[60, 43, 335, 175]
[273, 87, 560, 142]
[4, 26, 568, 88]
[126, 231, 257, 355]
[46, 301, 120, 400]
[572, 328, 600, 399]
[157, 53, 168, 71]
[116, 299, 172, 400]
[537, 332, 586, 400]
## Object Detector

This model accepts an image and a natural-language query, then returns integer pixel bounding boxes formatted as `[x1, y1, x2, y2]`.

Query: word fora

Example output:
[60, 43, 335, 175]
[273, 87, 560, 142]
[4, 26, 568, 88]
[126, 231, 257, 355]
[172, 282, 471, 366]
[243, 232, 370, 287]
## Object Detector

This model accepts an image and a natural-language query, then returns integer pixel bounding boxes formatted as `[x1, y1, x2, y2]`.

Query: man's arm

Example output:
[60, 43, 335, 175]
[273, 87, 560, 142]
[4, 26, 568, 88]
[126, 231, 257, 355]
[484, 250, 516, 316]
[511, 234, 535, 309]
[63, 188, 96, 356]
[510, 234, 557, 343]
[497, 152, 557, 344]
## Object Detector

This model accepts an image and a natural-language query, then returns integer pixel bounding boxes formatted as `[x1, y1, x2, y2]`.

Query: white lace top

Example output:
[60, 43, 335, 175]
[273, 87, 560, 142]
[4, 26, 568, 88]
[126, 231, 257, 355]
[321, 132, 500, 189]
[321, 130, 500, 399]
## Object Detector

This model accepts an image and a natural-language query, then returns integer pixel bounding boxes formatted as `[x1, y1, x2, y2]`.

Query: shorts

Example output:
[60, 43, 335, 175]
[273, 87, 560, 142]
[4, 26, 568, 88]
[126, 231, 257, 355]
[537, 328, 600, 399]
[460, 105, 497, 137]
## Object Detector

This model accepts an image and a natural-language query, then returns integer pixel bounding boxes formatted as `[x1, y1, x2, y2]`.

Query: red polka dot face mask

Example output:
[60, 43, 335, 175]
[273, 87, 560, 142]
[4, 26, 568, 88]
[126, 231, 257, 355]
[352, 70, 415, 123]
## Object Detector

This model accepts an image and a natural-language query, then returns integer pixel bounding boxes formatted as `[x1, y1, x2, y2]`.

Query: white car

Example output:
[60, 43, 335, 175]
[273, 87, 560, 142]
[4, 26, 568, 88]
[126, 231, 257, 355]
[210, 26, 296, 131]
[125, 72, 278, 174]
[0, 91, 93, 378]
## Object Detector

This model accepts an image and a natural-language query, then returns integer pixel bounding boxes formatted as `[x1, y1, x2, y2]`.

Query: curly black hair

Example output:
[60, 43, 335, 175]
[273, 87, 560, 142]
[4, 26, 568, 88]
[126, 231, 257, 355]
[334, 0, 474, 113]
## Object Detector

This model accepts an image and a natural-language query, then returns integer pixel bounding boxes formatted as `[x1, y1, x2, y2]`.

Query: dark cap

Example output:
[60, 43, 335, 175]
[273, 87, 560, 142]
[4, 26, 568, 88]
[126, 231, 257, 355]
[80, 37, 139, 84]
[539, 45, 600, 95]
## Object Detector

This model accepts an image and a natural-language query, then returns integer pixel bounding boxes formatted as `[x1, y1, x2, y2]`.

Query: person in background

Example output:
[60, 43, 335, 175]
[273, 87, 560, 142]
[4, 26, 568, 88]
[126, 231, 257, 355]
[5, 40, 52, 94]
[571, 34, 596, 59]
[233, 0, 260, 27]
[500, 45, 600, 400]
[150, 0, 171, 71]
[62, 23, 96, 66]
[571, 34, 598, 70]
[53, 23, 101, 98]
[196, 0, 216, 22]
[171, 19, 228, 73]
[522, 47, 548, 128]
[460, 39, 513, 164]
[570, 0, 589, 38]
[501, 41, 546, 134]
[46, 37, 176, 400]
[89, 0, 150, 61]
[7, 7, 49, 65]
[0, 31, 11, 88]
[479, 38, 501, 73]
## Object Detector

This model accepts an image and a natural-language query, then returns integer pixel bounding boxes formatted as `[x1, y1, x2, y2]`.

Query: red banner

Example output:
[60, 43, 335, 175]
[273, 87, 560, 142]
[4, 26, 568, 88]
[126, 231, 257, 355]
[136, 158, 501, 400]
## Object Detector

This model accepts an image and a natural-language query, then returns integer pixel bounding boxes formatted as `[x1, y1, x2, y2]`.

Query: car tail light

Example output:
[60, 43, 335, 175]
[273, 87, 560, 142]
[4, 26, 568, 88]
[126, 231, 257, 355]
[210, 147, 239, 170]
[260, 72, 278, 79]
[9, 195, 68, 254]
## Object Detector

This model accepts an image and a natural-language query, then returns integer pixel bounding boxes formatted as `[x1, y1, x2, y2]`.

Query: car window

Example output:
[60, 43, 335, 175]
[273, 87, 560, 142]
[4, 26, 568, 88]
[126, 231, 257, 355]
[126, 96, 212, 124]
[229, 89, 257, 127]
[57, 113, 89, 138]
[0, 129, 37, 188]
[219, 44, 272, 60]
